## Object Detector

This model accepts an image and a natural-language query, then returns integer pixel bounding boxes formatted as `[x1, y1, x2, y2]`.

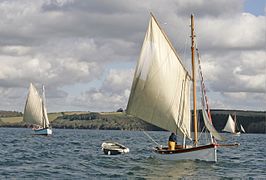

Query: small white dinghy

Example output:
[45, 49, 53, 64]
[101, 141, 129, 155]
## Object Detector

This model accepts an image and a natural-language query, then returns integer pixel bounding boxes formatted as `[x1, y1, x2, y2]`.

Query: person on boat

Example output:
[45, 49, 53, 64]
[32, 124, 41, 130]
[168, 132, 177, 150]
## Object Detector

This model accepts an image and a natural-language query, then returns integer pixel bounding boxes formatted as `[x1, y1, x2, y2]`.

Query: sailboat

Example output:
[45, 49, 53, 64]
[240, 124, 246, 133]
[126, 13, 226, 162]
[222, 114, 245, 135]
[23, 83, 52, 135]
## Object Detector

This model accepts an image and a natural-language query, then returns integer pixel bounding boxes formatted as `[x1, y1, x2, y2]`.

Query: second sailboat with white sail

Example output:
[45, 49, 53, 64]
[23, 83, 52, 135]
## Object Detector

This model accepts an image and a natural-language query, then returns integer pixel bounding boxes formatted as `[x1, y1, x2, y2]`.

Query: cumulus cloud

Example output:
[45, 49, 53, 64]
[69, 68, 134, 112]
[0, 0, 264, 111]
[197, 13, 265, 51]
[102, 69, 134, 94]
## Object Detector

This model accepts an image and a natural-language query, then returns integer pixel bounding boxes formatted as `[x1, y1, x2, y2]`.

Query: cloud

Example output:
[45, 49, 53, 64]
[197, 13, 265, 51]
[68, 68, 134, 112]
[0, 0, 264, 111]
[174, 0, 243, 18]
[102, 69, 134, 94]
[222, 92, 266, 110]
[200, 50, 266, 93]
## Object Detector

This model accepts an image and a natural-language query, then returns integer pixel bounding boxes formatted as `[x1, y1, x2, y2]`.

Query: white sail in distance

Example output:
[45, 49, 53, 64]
[23, 83, 50, 128]
[240, 124, 246, 133]
[126, 15, 191, 139]
[222, 115, 235, 133]
[23, 83, 44, 126]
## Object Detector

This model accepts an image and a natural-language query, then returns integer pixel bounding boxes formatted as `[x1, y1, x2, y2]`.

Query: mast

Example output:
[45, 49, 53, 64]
[42, 85, 45, 128]
[191, 14, 198, 145]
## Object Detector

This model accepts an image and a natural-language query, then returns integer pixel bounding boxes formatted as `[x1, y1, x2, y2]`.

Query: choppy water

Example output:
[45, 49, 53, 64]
[0, 128, 265, 179]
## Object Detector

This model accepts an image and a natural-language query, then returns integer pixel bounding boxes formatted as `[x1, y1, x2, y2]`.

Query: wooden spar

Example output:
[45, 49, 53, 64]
[216, 143, 240, 147]
[191, 14, 198, 145]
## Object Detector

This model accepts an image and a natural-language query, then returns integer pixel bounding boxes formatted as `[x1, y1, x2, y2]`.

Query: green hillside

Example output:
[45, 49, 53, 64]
[0, 110, 265, 133]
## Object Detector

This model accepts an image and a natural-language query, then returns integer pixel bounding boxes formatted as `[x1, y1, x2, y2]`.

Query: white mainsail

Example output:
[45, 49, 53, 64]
[222, 115, 235, 133]
[23, 83, 49, 128]
[126, 15, 191, 139]
[125, 13, 238, 162]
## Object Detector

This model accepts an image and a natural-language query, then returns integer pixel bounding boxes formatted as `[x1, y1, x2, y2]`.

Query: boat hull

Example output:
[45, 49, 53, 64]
[234, 132, 241, 136]
[33, 128, 52, 135]
[154, 144, 217, 162]
[102, 148, 129, 155]
[101, 141, 129, 155]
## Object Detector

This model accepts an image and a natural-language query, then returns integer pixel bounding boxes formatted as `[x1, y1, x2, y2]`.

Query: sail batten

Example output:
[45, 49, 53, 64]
[127, 16, 191, 139]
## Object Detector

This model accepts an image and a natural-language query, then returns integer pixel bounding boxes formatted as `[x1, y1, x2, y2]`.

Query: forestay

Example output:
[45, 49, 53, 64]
[198, 50, 224, 141]
[126, 15, 191, 139]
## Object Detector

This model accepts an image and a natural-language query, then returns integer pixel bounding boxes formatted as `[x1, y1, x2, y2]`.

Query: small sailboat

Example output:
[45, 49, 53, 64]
[101, 141, 130, 155]
[222, 114, 245, 135]
[23, 83, 52, 135]
[126, 13, 228, 162]
[240, 124, 246, 133]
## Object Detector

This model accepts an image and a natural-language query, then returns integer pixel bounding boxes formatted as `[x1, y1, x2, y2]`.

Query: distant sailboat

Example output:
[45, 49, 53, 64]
[23, 83, 52, 135]
[222, 114, 245, 135]
[126, 13, 227, 162]
[240, 124, 246, 133]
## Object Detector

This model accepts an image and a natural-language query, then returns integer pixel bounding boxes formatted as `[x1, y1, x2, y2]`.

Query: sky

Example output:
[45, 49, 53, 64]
[0, 0, 265, 112]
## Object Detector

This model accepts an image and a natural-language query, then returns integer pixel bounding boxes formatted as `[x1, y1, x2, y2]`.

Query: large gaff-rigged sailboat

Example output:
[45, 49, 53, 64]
[126, 14, 224, 162]
[23, 83, 52, 135]
[223, 114, 245, 135]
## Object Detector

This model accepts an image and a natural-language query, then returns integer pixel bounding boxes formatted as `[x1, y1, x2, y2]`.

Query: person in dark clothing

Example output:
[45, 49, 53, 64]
[169, 132, 177, 142]
[168, 132, 177, 150]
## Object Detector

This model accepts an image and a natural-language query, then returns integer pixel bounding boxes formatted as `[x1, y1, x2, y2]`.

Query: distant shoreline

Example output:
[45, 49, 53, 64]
[0, 110, 265, 133]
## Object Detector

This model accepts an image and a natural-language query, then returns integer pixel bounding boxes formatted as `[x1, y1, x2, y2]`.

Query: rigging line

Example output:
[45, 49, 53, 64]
[200, 126, 212, 144]
[197, 48, 218, 143]
[196, 48, 213, 122]
[198, 126, 205, 143]
[142, 131, 161, 147]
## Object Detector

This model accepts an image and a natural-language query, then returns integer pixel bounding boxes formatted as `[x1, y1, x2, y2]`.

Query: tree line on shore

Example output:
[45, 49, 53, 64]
[0, 109, 265, 133]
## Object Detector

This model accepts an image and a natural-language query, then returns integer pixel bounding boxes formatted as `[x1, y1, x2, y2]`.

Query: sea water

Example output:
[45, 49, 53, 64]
[0, 128, 265, 179]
